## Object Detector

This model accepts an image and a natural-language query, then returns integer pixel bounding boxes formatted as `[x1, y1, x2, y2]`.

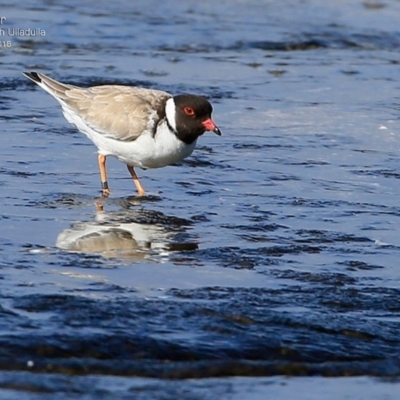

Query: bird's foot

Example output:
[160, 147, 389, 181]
[102, 189, 111, 197]
[101, 181, 111, 197]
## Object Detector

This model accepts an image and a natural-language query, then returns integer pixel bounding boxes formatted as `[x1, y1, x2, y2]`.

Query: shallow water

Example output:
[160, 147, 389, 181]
[2, 0, 400, 398]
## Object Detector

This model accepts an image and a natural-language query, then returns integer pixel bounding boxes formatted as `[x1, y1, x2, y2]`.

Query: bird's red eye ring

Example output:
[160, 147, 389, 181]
[183, 106, 195, 116]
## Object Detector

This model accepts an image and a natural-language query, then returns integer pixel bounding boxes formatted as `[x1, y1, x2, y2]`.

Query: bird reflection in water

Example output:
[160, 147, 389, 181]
[56, 200, 198, 260]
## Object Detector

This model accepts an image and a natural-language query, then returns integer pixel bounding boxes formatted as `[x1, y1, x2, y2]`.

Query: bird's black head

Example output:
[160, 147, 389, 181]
[171, 94, 221, 144]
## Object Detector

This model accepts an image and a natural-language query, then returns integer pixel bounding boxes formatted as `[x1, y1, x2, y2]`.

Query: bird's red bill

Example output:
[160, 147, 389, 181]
[202, 118, 221, 135]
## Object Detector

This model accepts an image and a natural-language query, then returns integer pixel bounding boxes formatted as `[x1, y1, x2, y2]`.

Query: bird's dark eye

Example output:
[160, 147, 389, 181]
[183, 106, 195, 116]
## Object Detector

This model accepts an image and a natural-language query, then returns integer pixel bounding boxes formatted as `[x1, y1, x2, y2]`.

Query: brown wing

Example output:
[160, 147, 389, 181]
[62, 85, 171, 141]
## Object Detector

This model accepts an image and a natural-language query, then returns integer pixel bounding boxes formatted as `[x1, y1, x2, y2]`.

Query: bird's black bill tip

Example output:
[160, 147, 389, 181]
[213, 126, 222, 136]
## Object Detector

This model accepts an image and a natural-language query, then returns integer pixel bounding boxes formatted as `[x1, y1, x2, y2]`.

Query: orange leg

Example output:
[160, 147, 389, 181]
[127, 165, 145, 196]
[98, 154, 111, 197]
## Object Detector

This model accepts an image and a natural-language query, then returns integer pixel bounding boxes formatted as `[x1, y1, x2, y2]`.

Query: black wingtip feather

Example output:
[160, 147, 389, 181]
[23, 71, 42, 83]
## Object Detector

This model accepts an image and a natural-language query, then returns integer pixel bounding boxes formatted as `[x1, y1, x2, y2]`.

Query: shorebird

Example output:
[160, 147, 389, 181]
[24, 71, 221, 196]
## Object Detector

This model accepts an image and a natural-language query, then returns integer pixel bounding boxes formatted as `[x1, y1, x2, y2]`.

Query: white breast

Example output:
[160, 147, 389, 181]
[116, 121, 197, 168]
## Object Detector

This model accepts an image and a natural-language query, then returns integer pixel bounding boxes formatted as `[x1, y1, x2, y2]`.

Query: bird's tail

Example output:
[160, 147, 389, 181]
[23, 71, 75, 100]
